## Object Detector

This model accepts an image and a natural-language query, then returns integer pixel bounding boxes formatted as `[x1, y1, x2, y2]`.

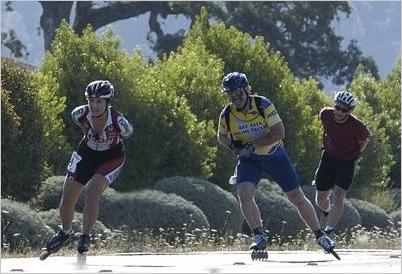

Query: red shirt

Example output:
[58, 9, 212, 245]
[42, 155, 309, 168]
[320, 107, 371, 160]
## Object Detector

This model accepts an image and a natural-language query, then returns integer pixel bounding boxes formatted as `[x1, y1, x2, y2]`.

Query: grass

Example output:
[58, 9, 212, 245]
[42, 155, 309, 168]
[2, 222, 401, 258]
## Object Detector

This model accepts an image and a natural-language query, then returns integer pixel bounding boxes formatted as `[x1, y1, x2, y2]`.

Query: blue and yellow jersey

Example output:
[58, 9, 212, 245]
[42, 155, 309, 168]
[218, 95, 282, 155]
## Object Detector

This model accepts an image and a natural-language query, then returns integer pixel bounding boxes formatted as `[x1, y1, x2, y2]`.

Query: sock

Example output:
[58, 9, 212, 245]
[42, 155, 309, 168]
[313, 229, 324, 239]
[62, 228, 72, 235]
[253, 227, 264, 236]
[324, 225, 335, 232]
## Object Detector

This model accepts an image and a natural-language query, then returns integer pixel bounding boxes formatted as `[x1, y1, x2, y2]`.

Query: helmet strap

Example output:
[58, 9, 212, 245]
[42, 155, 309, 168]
[238, 90, 250, 111]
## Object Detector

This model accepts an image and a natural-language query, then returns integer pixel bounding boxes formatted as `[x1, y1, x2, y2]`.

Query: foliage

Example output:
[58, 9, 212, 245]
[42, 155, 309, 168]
[301, 185, 361, 232]
[30, 176, 64, 211]
[1, 199, 53, 251]
[349, 67, 395, 189]
[33, 23, 216, 190]
[1, 58, 45, 201]
[154, 176, 243, 233]
[252, 191, 306, 238]
[38, 209, 108, 235]
[76, 189, 210, 231]
[372, 60, 401, 186]
[349, 198, 393, 231]
[186, 9, 327, 185]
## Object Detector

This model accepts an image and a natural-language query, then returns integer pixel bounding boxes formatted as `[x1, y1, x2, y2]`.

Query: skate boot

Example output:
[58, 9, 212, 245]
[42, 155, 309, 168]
[316, 233, 340, 260]
[76, 234, 90, 264]
[39, 229, 74, 260]
[324, 227, 335, 239]
[250, 234, 268, 260]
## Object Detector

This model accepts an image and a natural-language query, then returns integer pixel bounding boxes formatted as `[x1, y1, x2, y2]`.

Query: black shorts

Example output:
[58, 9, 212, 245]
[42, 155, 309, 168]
[314, 150, 355, 191]
[66, 142, 125, 185]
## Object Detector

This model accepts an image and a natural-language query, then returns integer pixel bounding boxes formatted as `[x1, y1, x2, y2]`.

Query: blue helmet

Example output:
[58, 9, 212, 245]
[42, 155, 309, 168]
[221, 72, 249, 93]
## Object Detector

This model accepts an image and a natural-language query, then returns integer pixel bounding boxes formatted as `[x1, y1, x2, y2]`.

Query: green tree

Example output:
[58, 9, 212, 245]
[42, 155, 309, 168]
[349, 65, 395, 191]
[15, 1, 375, 87]
[33, 22, 216, 190]
[222, 1, 379, 86]
[1, 58, 45, 201]
[186, 8, 327, 185]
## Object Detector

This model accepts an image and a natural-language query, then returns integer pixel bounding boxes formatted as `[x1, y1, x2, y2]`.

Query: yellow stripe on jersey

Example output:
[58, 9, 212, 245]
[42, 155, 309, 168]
[218, 96, 282, 155]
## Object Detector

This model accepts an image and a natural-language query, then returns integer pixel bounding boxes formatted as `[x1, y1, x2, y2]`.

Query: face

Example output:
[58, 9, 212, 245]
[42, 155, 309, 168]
[87, 97, 107, 117]
[227, 88, 248, 109]
[334, 103, 352, 120]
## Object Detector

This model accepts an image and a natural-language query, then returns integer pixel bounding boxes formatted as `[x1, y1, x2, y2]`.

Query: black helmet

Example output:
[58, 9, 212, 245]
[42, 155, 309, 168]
[85, 80, 114, 99]
[221, 72, 249, 93]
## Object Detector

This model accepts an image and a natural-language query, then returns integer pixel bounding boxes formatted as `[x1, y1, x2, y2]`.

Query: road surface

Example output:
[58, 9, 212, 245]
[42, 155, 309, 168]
[1, 249, 400, 273]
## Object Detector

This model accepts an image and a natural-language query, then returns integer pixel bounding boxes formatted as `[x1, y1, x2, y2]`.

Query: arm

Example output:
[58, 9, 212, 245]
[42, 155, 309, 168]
[117, 115, 134, 139]
[252, 121, 285, 147]
[359, 134, 371, 153]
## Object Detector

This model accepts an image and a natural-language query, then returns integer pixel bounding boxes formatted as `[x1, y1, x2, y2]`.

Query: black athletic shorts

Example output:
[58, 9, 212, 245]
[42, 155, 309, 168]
[314, 150, 356, 191]
[66, 141, 125, 185]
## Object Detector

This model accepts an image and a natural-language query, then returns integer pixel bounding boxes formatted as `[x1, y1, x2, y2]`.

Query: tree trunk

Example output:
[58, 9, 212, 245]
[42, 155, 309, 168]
[39, 1, 73, 51]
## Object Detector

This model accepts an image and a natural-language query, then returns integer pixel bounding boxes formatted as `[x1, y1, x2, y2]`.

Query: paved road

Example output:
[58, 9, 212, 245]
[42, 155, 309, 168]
[1, 249, 400, 273]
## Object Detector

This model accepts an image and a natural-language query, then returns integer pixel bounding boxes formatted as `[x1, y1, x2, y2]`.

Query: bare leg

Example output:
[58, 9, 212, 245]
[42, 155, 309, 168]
[286, 187, 320, 231]
[327, 185, 347, 227]
[237, 182, 262, 231]
[82, 174, 108, 235]
[315, 189, 332, 212]
[60, 177, 84, 231]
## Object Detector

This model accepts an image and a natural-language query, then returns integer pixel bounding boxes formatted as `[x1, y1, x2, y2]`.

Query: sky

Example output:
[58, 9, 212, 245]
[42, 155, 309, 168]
[1, 1, 401, 93]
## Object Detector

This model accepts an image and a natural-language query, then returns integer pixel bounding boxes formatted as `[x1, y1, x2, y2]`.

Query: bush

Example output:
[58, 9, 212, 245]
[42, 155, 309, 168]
[390, 188, 401, 209]
[301, 185, 361, 233]
[349, 198, 393, 231]
[389, 209, 401, 228]
[38, 209, 108, 235]
[258, 178, 285, 197]
[1, 58, 45, 201]
[154, 176, 242, 233]
[1, 199, 53, 251]
[30, 176, 64, 211]
[75, 189, 210, 231]
[244, 192, 306, 238]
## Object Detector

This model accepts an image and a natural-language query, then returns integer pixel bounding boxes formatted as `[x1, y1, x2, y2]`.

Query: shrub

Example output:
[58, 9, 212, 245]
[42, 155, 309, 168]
[38, 209, 108, 235]
[389, 209, 401, 228]
[390, 188, 401, 209]
[258, 178, 285, 197]
[1, 199, 53, 251]
[75, 189, 210, 231]
[301, 185, 361, 232]
[349, 198, 393, 231]
[1, 58, 45, 201]
[30, 176, 64, 211]
[245, 192, 306, 238]
[154, 176, 242, 233]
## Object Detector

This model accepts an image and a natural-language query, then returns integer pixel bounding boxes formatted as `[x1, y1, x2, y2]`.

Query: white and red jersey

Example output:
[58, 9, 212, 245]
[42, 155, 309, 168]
[71, 105, 133, 151]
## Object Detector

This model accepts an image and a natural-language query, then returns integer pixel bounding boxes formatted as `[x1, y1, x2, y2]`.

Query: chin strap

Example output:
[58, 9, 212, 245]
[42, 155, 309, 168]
[238, 94, 250, 112]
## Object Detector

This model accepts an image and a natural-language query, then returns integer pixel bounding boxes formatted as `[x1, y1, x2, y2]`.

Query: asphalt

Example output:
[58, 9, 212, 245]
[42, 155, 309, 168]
[1, 249, 401, 273]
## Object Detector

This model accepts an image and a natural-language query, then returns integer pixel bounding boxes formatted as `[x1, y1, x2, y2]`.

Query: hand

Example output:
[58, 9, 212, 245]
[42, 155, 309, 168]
[238, 143, 255, 157]
[228, 140, 244, 156]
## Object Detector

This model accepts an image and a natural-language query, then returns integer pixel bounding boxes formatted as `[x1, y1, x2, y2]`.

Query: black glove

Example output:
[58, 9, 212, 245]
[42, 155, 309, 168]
[229, 141, 255, 157]
[228, 140, 244, 156]
[238, 143, 255, 157]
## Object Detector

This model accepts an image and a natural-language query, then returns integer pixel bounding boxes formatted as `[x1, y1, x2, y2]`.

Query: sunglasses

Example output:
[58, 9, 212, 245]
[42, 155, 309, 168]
[335, 105, 351, 113]
[228, 89, 244, 101]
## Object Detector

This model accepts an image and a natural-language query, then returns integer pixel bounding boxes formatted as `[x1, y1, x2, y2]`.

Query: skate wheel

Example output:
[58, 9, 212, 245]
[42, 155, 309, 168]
[77, 252, 86, 265]
[251, 250, 268, 261]
[39, 250, 50, 261]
